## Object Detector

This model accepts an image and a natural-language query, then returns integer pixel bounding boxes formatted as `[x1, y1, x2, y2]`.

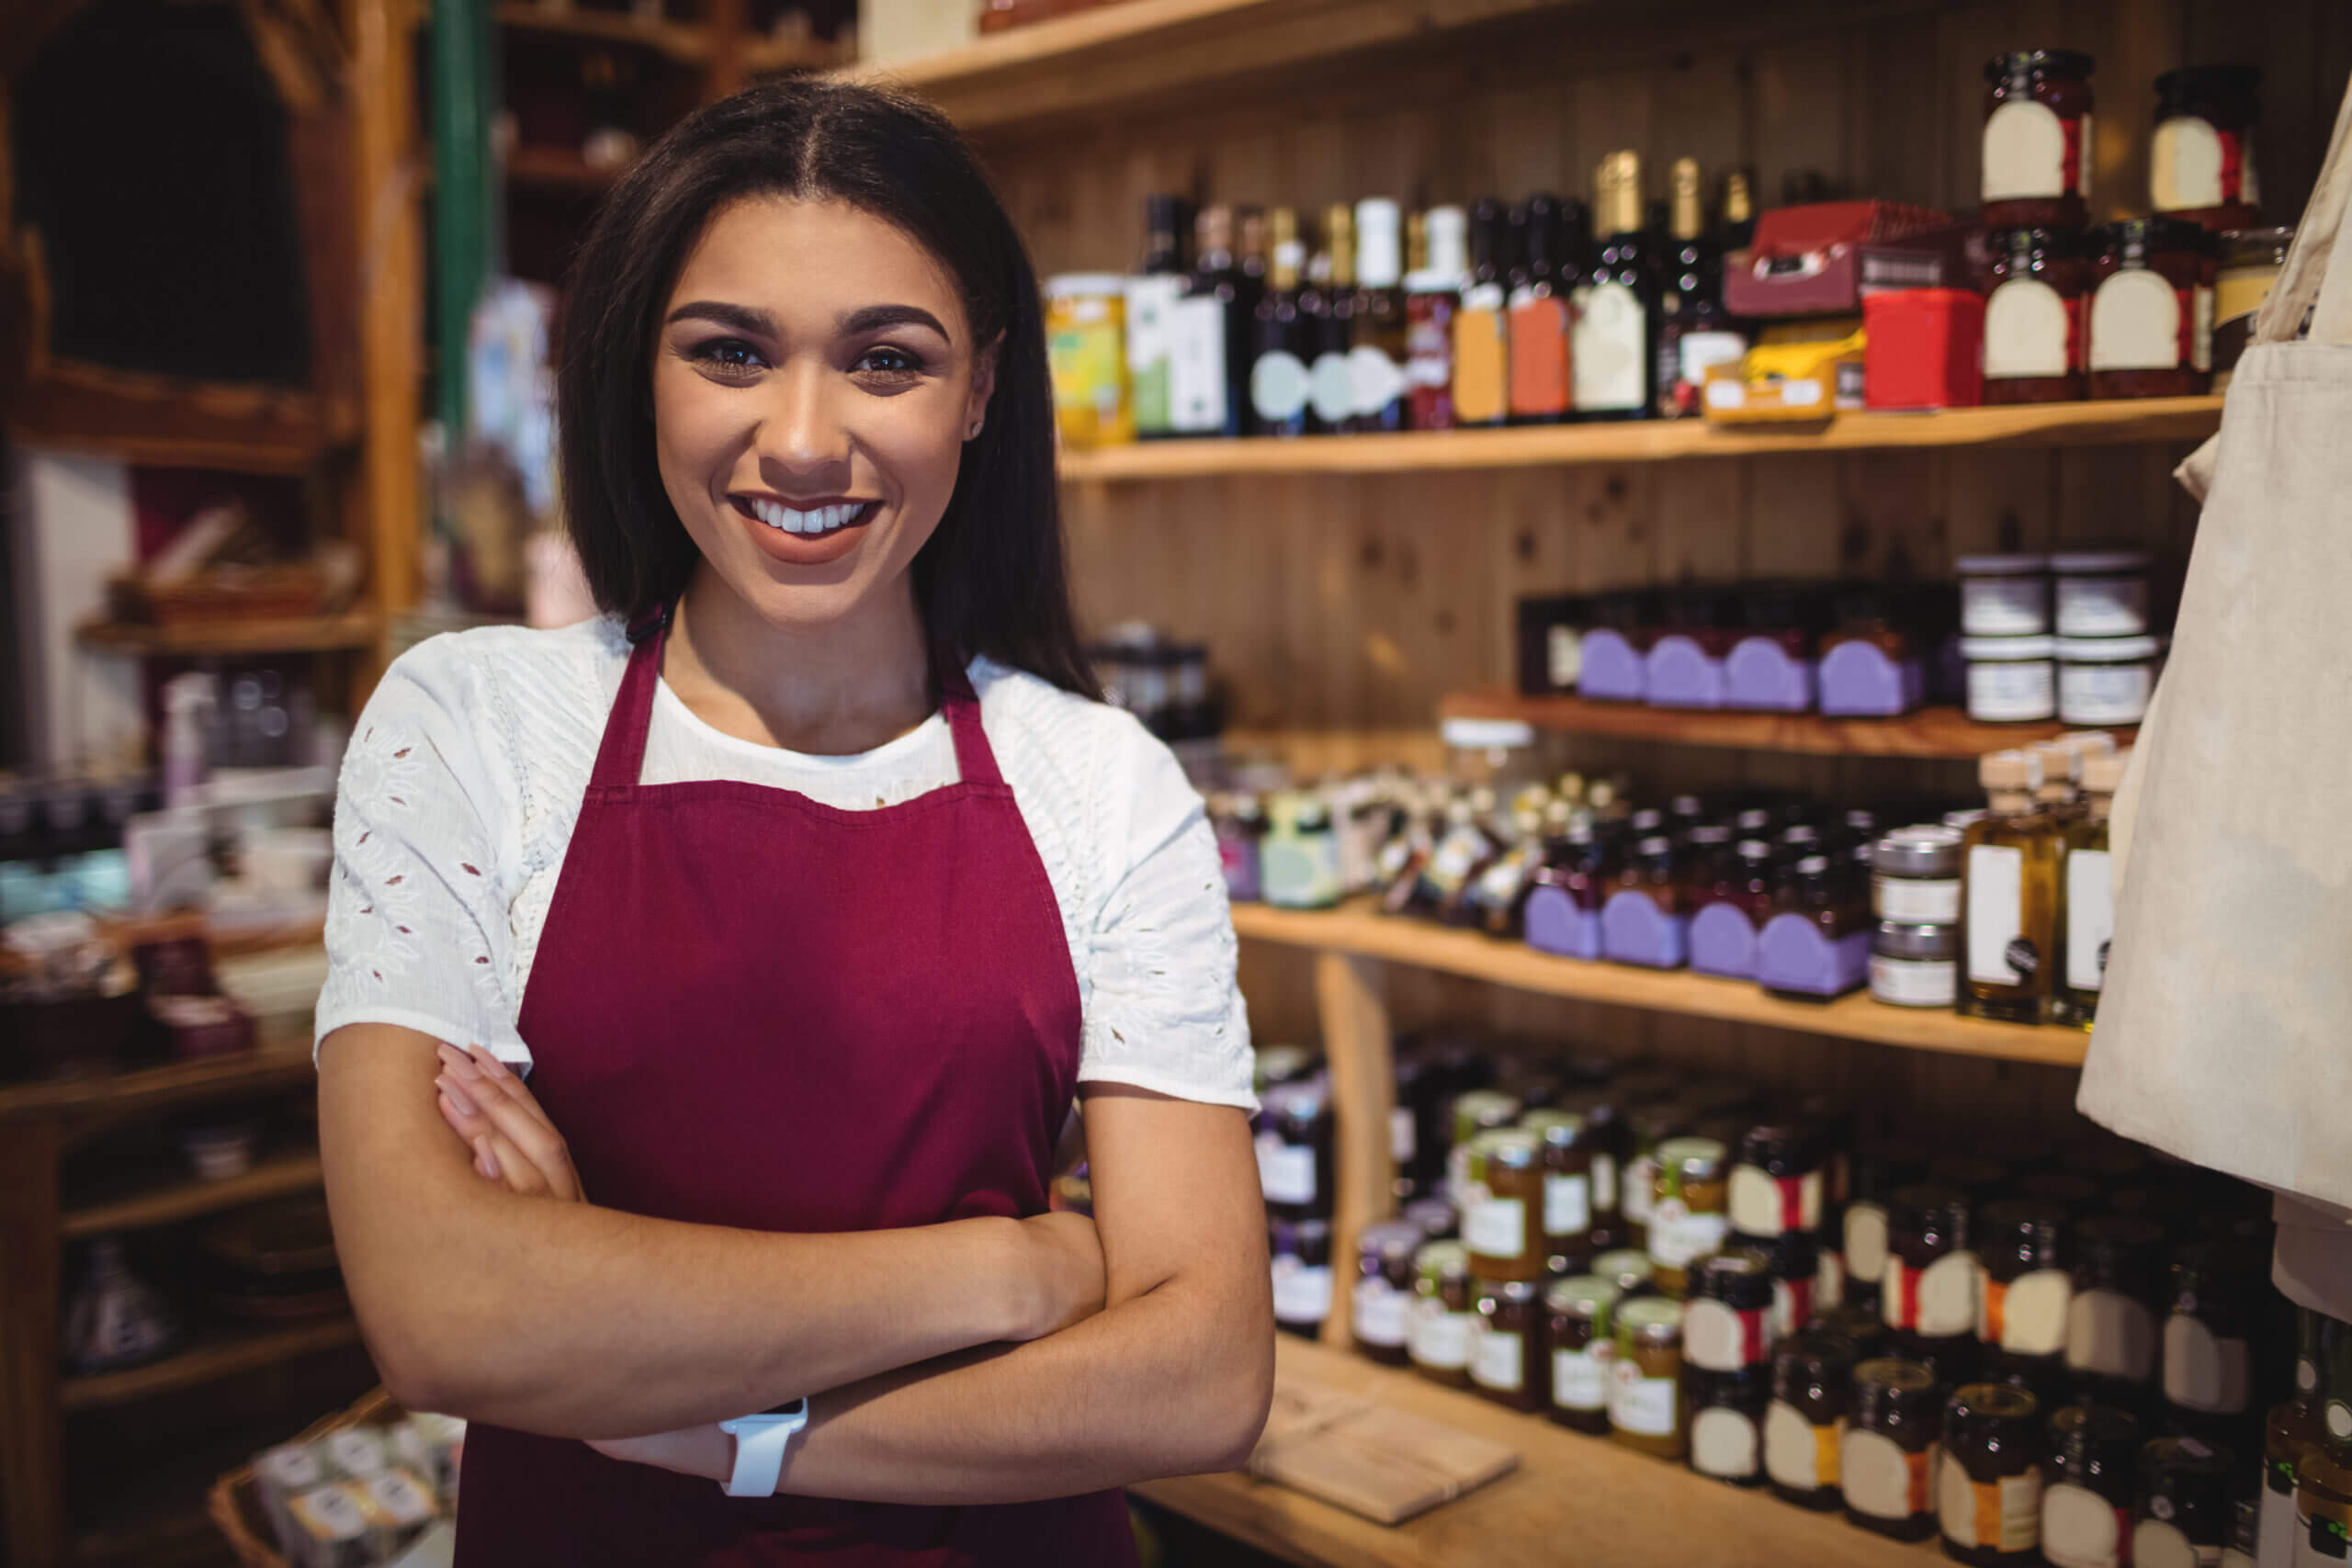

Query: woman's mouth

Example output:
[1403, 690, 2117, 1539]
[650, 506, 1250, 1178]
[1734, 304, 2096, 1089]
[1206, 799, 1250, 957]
[731, 496, 878, 536]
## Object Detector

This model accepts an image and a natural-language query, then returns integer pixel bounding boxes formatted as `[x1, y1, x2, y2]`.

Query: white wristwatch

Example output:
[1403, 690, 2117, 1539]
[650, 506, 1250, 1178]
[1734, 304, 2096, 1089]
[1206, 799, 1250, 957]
[717, 1398, 808, 1497]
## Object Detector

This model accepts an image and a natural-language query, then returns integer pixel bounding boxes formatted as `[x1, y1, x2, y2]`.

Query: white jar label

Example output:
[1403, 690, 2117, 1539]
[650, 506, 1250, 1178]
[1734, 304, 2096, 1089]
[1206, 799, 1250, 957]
[2194, 283, 2216, 371]
[1962, 573, 2052, 637]
[1871, 954, 1958, 1008]
[2163, 1314, 2252, 1415]
[1877, 874, 1962, 924]
[2133, 1519, 2200, 1568]
[1729, 1166, 1812, 1237]
[1967, 843, 2035, 985]
[1552, 1343, 1611, 1412]
[2056, 574, 2150, 637]
[1165, 295, 1230, 434]
[1573, 280, 1646, 412]
[2090, 269, 2187, 372]
[1648, 1197, 1728, 1269]
[1940, 1451, 2042, 1553]
[2067, 1290, 2157, 1380]
[1844, 1427, 1925, 1520]
[1544, 1172, 1592, 1236]
[1408, 1301, 1472, 1370]
[1250, 351, 1311, 422]
[1464, 1196, 1527, 1261]
[1989, 1268, 2074, 1356]
[1352, 1278, 1409, 1348]
[1309, 349, 1356, 425]
[1608, 1362, 1678, 1437]
[1271, 1258, 1332, 1326]
[1817, 1247, 1847, 1309]
[1765, 1401, 1835, 1491]
[1691, 1408, 1760, 1480]
[2059, 660, 2153, 726]
[1984, 98, 2074, 201]
[1256, 1135, 1317, 1207]
[2154, 116, 2227, 209]
[1919, 1250, 1981, 1337]
[1391, 1107, 1417, 1165]
[1845, 1202, 1889, 1290]
[1546, 625, 1582, 688]
[1348, 344, 1408, 420]
[1684, 1298, 1765, 1372]
[1623, 1156, 1658, 1224]
[1968, 657, 2057, 722]
[1472, 1324, 1524, 1392]
[1124, 274, 1181, 433]
[2067, 849, 2115, 993]
[2045, 1481, 2126, 1568]
[1985, 276, 2076, 378]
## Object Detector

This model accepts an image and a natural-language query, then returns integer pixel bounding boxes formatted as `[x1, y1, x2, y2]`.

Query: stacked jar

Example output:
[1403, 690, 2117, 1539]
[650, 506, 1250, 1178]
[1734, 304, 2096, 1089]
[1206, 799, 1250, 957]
[1870, 826, 1963, 1011]
[1958, 555, 2058, 724]
[1259, 1070, 1338, 1341]
[2052, 551, 2163, 727]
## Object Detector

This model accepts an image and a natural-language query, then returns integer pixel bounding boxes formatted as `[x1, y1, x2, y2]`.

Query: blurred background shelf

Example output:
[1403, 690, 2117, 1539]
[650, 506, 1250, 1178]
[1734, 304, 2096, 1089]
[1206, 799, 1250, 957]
[61, 1154, 326, 1242]
[74, 613, 384, 659]
[1438, 689, 2137, 760]
[58, 1317, 362, 1415]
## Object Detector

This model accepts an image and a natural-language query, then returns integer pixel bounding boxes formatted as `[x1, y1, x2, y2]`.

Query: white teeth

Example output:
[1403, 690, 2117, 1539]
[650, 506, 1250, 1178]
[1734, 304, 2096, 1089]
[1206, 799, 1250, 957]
[748, 500, 866, 536]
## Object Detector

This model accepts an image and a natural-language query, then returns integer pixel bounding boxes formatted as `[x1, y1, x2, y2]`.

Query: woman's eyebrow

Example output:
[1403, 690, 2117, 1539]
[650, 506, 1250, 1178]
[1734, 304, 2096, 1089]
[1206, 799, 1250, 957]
[666, 300, 776, 335]
[839, 303, 951, 341]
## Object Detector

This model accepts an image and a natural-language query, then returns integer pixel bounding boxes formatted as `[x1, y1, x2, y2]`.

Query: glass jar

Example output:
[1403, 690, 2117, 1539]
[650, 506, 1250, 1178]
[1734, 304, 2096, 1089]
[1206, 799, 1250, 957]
[2135, 1436, 2235, 1568]
[2163, 1242, 2260, 1421]
[1815, 1303, 1895, 1360]
[1522, 1109, 1595, 1272]
[1464, 1128, 1545, 1282]
[2152, 64, 2263, 232]
[1939, 1382, 2045, 1564]
[1769, 1334, 1859, 1510]
[1471, 1277, 1547, 1413]
[1044, 274, 1134, 448]
[1982, 51, 2097, 229]
[1408, 1240, 1476, 1387]
[1730, 1122, 1824, 1241]
[1261, 792, 1345, 910]
[1649, 1135, 1731, 1295]
[2055, 636, 2163, 727]
[1846, 1357, 1943, 1540]
[2214, 225, 2292, 389]
[1270, 1217, 1333, 1339]
[1255, 1079, 1333, 1222]
[1610, 1297, 1686, 1460]
[1874, 826, 1965, 924]
[2043, 1404, 2143, 1568]
[1621, 1102, 1688, 1253]
[1748, 1227, 1822, 1339]
[1546, 1274, 1620, 1433]
[1978, 1201, 2073, 1373]
[1445, 1089, 1521, 1208]
[1351, 1220, 1424, 1367]
[1685, 1247, 1776, 1373]
[1688, 1365, 1770, 1487]
[1885, 1183, 1978, 1345]
[1872, 920, 1961, 1010]
[1984, 227, 2092, 403]
[2089, 218, 2216, 399]
[1593, 1247, 1659, 1301]
[2067, 1214, 2165, 1397]
[2052, 550, 2153, 639]
[1961, 636, 2059, 723]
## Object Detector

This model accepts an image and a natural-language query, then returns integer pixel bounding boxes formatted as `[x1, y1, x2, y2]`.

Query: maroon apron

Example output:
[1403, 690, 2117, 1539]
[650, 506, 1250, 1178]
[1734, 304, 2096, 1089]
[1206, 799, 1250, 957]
[451, 611, 1136, 1566]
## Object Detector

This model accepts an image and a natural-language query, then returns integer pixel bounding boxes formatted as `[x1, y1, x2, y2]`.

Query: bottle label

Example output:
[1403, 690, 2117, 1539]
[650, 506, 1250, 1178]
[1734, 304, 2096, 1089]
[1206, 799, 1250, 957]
[2065, 1290, 2157, 1380]
[1544, 1171, 1592, 1237]
[1877, 874, 1962, 924]
[1607, 1361, 1678, 1437]
[1985, 1267, 2072, 1356]
[1843, 1428, 1928, 1520]
[1165, 295, 1230, 434]
[2090, 269, 2189, 372]
[1352, 1278, 1408, 1347]
[2262, 1484, 2300, 1568]
[2134, 1518, 2209, 1568]
[1966, 843, 2032, 986]
[1552, 1341, 1611, 1412]
[1125, 274, 1184, 434]
[1471, 1323, 1524, 1392]
[2067, 849, 2115, 992]
[1684, 1296, 1770, 1371]
[1507, 293, 1572, 418]
[1250, 350, 1312, 423]
[1452, 300, 1510, 424]
[1648, 1197, 1728, 1269]
[1765, 1401, 1840, 1491]
[1309, 349, 1356, 426]
[2163, 1314, 2252, 1414]
[2154, 116, 2255, 210]
[1984, 98, 2087, 201]
[1270, 1257, 1331, 1327]
[1572, 280, 1647, 412]
[1409, 1301, 1472, 1370]
[1261, 834, 1344, 909]
[2044, 1482, 2128, 1568]
[1918, 1251, 1979, 1337]
[1464, 1195, 1528, 1261]
[1727, 1168, 1821, 1237]
[1406, 297, 1455, 389]
[1255, 1134, 1317, 1206]
[1669, 329, 1749, 417]
[1871, 955, 1958, 1009]
[1348, 344, 1408, 421]
[1985, 276, 2081, 378]
[1940, 1450, 2042, 1552]
[1845, 1201, 1889, 1290]
[1691, 1407, 1760, 1481]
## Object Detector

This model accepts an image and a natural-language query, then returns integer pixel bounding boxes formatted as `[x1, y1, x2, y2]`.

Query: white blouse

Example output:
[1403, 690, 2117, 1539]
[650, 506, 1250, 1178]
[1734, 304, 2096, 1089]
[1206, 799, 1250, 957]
[315, 615, 1258, 1111]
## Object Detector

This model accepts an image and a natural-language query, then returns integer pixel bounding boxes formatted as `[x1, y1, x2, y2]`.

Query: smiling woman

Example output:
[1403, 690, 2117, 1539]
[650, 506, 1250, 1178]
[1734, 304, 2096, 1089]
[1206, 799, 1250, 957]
[311, 78, 1272, 1568]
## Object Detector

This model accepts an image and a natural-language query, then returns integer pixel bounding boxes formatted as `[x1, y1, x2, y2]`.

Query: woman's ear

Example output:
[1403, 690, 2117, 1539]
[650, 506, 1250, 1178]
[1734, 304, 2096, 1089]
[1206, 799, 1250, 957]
[964, 333, 1003, 439]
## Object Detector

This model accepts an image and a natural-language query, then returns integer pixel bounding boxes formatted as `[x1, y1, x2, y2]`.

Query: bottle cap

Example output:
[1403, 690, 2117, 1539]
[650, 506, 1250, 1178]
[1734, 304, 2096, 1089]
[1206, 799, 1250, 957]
[2082, 750, 2129, 794]
[1980, 750, 2042, 792]
[1414, 205, 1469, 287]
[1356, 197, 1403, 288]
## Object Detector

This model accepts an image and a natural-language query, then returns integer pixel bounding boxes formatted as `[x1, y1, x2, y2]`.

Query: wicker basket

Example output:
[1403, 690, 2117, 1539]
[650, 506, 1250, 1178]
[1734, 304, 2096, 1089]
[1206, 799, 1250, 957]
[206, 1385, 403, 1568]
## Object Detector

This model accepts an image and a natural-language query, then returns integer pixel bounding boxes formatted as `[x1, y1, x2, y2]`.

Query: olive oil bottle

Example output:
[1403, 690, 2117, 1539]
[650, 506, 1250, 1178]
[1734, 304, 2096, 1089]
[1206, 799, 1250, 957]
[2295, 1312, 2352, 1568]
[2264, 1308, 2333, 1568]
[2052, 749, 2127, 1030]
[1959, 750, 2064, 1023]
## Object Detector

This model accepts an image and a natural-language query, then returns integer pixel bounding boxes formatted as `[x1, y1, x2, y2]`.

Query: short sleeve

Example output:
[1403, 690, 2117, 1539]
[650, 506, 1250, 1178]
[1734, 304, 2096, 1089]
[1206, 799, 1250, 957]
[315, 643, 532, 1070]
[1076, 721, 1256, 1111]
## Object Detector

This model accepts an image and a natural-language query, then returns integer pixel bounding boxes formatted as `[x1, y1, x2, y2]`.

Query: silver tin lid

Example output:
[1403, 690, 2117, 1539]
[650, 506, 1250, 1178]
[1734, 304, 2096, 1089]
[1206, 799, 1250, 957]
[1873, 919, 1960, 960]
[1872, 825, 1962, 879]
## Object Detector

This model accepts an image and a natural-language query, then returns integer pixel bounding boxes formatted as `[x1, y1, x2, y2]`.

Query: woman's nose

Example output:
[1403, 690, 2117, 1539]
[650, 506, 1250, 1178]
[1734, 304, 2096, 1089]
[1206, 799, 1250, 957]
[752, 360, 852, 483]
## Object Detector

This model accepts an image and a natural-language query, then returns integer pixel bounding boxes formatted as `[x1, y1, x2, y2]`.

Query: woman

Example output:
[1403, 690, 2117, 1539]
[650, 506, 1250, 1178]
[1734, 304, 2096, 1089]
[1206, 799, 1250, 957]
[315, 78, 1272, 1564]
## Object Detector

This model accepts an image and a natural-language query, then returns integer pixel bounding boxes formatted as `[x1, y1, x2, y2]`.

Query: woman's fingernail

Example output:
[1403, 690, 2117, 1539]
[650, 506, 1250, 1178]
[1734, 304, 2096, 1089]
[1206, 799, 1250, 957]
[439, 1076, 480, 1118]
[440, 1045, 483, 1081]
[474, 1136, 500, 1180]
[469, 1045, 511, 1080]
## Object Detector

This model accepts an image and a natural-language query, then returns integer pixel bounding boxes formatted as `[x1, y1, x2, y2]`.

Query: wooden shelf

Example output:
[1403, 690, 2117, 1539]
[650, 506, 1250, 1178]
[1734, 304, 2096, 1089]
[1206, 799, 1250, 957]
[74, 611, 382, 658]
[505, 144, 628, 192]
[0, 1027, 317, 1125]
[496, 3, 712, 62]
[1441, 689, 2136, 761]
[741, 31, 842, 72]
[1135, 1335, 1937, 1568]
[1229, 900, 2089, 1067]
[59, 1316, 362, 1414]
[1057, 397, 2222, 480]
[62, 1152, 324, 1241]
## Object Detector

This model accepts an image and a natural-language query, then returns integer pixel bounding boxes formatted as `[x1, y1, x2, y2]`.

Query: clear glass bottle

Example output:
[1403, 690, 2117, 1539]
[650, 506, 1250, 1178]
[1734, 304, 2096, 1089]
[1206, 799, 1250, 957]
[2268, 1309, 2335, 1568]
[1307, 203, 1361, 436]
[1960, 750, 2064, 1024]
[2053, 749, 2126, 1030]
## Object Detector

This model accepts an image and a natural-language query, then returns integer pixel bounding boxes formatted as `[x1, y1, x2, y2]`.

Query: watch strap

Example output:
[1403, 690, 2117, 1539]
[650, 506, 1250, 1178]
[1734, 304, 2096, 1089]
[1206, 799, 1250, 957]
[720, 1398, 808, 1498]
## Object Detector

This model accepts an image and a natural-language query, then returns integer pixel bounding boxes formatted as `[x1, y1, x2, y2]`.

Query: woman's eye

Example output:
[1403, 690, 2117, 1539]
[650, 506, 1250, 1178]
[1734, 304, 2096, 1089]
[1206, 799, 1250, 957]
[690, 338, 765, 376]
[856, 345, 924, 378]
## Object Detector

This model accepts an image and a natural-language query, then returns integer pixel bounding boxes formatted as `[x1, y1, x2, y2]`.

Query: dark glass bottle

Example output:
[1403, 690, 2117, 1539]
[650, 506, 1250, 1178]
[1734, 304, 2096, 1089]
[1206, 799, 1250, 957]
[1248, 208, 1311, 438]
[1719, 168, 1758, 252]
[2068, 1215, 2166, 1409]
[2266, 1310, 2333, 1568]
[1574, 151, 1660, 421]
[1182, 203, 1258, 440]
[1507, 193, 1573, 424]
[1349, 197, 1409, 433]
[1306, 203, 1361, 436]
[1452, 197, 1513, 428]
[1656, 156, 1747, 419]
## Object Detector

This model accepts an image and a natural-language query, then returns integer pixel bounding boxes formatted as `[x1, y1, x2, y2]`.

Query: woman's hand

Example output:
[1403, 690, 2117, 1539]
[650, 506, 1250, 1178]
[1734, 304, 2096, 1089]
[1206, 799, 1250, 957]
[434, 1043, 585, 1201]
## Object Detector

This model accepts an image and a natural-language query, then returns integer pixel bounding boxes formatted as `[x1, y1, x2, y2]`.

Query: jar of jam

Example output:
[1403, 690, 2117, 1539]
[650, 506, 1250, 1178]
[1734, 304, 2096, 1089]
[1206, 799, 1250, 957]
[1743, 1227, 1821, 1338]
[1769, 1334, 1859, 1510]
[2163, 1241, 2261, 1423]
[1884, 1184, 1977, 1345]
[2045, 1404, 2142, 1568]
[1842, 1156, 1924, 1318]
[1982, 51, 2096, 229]
[1546, 1275, 1620, 1433]
[1688, 1365, 1770, 1487]
[1649, 1135, 1731, 1295]
[1685, 1248, 1775, 1373]
[1813, 1302, 1895, 1360]
[1846, 1358, 1943, 1540]
[1731, 1122, 1824, 1240]
[2213, 225, 2292, 389]
[1978, 1201, 2072, 1373]
[1351, 1220, 1423, 1366]
[2135, 1436, 2235, 1568]
[1256, 1080, 1334, 1222]
[1472, 1277, 1548, 1413]
[1621, 1101, 1688, 1253]
[1610, 1297, 1686, 1460]
[1939, 1382, 2045, 1564]
[1594, 1247, 1659, 1302]
[1464, 1128, 1545, 1282]
[2088, 218, 2216, 399]
[2153, 64, 2262, 232]
[2067, 1214, 2165, 1400]
[1521, 1109, 1595, 1272]
[1271, 1217, 1333, 1339]
[1558, 1089, 1631, 1252]
[1446, 1089, 1521, 1207]
[1984, 227, 2092, 404]
[1408, 1239, 1476, 1388]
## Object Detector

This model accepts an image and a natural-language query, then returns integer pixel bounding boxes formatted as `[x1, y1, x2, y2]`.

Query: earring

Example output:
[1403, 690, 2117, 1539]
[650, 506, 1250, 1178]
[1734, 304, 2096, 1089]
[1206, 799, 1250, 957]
[967, 421, 983, 439]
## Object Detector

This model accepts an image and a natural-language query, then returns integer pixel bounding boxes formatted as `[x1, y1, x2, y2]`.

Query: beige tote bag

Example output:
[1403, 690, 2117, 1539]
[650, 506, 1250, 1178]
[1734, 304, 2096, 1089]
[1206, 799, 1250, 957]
[2077, 75, 2352, 1210]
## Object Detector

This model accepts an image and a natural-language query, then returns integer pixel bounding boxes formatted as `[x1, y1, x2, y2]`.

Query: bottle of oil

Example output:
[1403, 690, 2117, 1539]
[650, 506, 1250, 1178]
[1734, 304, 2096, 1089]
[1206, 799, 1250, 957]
[1959, 749, 2063, 1023]
[2294, 1312, 2352, 1568]
[2263, 1307, 2333, 1568]
[2052, 749, 2127, 1030]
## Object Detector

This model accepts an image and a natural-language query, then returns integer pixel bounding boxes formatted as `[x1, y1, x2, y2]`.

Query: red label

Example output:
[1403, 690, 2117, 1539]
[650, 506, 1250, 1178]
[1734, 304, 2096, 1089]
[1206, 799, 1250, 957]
[2061, 116, 2086, 198]
[1778, 1174, 1806, 1233]
[2218, 128, 2246, 204]
[2116, 1506, 2135, 1566]
[1776, 1276, 1815, 1337]
[1885, 1258, 1920, 1331]
[2175, 285, 2197, 369]
[2067, 292, 2087, 372]
[1737, 1304, 1770, 1368]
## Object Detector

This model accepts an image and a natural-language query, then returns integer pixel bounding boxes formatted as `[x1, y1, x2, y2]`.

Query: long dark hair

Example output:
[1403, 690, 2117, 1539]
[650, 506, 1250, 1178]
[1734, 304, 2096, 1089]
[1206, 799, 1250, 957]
[555, 77, 1097, 698]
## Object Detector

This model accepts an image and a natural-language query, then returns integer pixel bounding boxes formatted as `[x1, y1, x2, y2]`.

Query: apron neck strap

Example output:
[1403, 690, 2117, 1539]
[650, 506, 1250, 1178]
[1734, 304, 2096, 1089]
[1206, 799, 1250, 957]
[933, 647, 1002, 788]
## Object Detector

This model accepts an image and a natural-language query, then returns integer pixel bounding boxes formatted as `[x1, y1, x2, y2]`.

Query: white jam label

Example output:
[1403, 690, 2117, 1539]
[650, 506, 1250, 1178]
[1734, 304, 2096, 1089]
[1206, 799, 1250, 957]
[1471, 1325, 1524, 1392]
[1352, 1279, 1409, 1348]
[1271, 1258, 1332, 1326]
[1969, 656, 2056, 722]
[2193, 284, 2215, 371]
[367, 1470, 435, 1525]
[289, 1485, 372, 1543]
[326, 1431, 390, 1479]
[1684, 1298, 1754, 1372]
[2067, 1290, 2157, 1380]
[2067, 849, 2116, 993]
[1843, 1428, 1921, 1520]
[1544, 1172, 1592, 1237]
[1464, 1196, 1528, 1261]
[1941, 1451, 2041, 1551]
[2045, 1481, 2126, 1568]
[1677, 330, 1749, 389]
[1692, 1408, 1760, 1480]
[2090, 269, 2186, 372]
[1648, 1197, 1728, 1269]
[1728, 1167, 1792, 1237]
[1846, 1203, 1889, 1289]
[1964, 573, 2053, 637]
[1765, 1401, 1834, 1490]
[1609, 1361, 1678, 1437]
[1919, 1251, 1981, 1337]
[1573, 281, 1647, 412]
[1877, 874, 1962, 924]
[1163, 295, 1229, 434]
[1986, 276, 2075, 378]
[1309, 349, 1357, 426]
[2061, 661, 2154, 727]
[1349, 344, 1408, 420]
[1967, 843, 2032, 986]
[2134, 1518, 2202, 1568]
[2056, 575, 2150, 637]
[1255, 1135, 1317, 1207]
[1553, 1343, 1611, 1412]
[1996, 1268, 2075, 1356]
[2153, 116, 2228, 210]
[2164, 1314, 2252, 1415]
[1409, 1301, 1472, 1370]
[1872, 955, 1958, 1009]
[1817, 1247, 1846, 1309]
[1391, 1108, 1417, 1165]
[1984, 98, 2070, 201]
[1250, 351, 1311, 422]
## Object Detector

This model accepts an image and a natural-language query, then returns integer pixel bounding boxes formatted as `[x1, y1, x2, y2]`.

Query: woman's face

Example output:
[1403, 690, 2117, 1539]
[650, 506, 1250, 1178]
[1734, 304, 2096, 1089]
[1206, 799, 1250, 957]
[651, 195, 995, 632]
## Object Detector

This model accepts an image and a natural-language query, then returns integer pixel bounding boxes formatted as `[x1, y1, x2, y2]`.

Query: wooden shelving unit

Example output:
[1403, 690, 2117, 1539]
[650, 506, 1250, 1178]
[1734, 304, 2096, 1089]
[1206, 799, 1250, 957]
[73, 612, 385, 660]
[505, 144, 628, 192]
[495, 2, 716, 62]
[1057, 397, 2223, 480]
[59, 1316, 361, 1415]
[1135, 1335, 1939, 1568]
[61, 1153, 326, 1242]
[0, 1030, 318, 1125]
[1439, 688, 2135, 760]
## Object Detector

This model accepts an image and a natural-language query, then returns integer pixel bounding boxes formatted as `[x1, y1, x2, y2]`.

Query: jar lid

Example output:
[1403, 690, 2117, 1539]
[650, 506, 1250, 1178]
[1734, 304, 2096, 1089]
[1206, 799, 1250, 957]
[2102, 216, 2216, 255]
[1890, 1182, 1973, 1250]
[1736, 1122, 1814, 1174]
[2051, 1403, 2143, 1488]
[2141, 1436, 2236, 1527]
[1928, 1154, 2012, 1197]
[1984, 49, 2095, 80]
[1980, 1200, 2068, 1269]
[1945, 1382, 2042, 1456]
[1873, 919, 1960, 961]
[2075, 1213, 2166, 1288]
[1686, 1362, 1770, 1409]
[1416, 1239, 1471, 1281]
[1809, 1303, 1893, 1353]
[2222, 225, 2297, 265]
[1270, 1216, 1331, 1257]
[1852, 1357, 1940, 1423]
[1874, 825, 1962, 878]
[1688, 823, 1732, 847]
[1485, 1128, 1541, 1168]
[1692, 1247, 1777, 1310]
[1481, 1277, 1543, 1305]
[1616, 1295, 1682, 1341]
[2050, 549, 2153, 575]
[1402, 1197, 1455, 1238]
[1956, 552, 2051, 576]
[1453, 1089, 1522, 1130]
[1731, 1225, 1819, 1278]
[2154, 62, 2260, 96]
[1961, 634, 2058, 660]
[1440, 716, 1535, 750]
[2054, 635, 2163, 662]
[1358, 1220, 1425, 1263]
[1521, 1108, 1589, 1147]
[1659, 1134, 1728, 1180]
[1993, 224, 2089, 261]
[2168, 1238, 2264, 1314]
[1046, 273, 1129, 297]
[1544, 1274, 1620, 1319]
[1943, 807, 1986, 831]
[2016, 1168, 2101, 1209]
[1592, 1248, 1657, 1294]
